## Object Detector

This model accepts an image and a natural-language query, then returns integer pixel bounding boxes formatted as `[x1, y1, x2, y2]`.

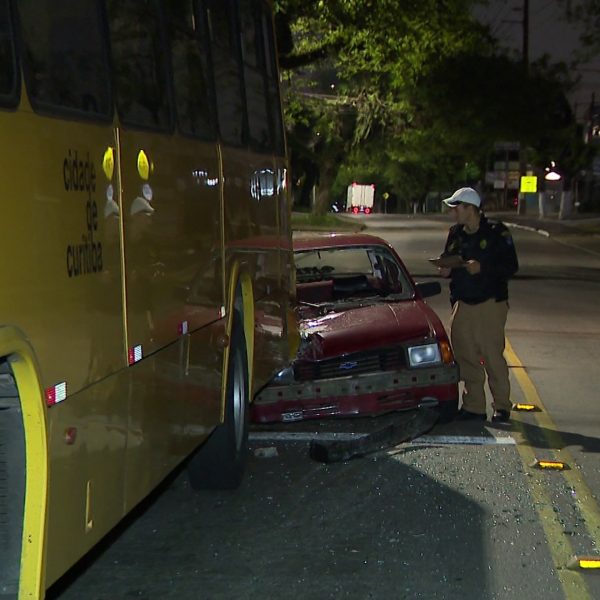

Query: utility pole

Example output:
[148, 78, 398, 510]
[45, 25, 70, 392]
[502, 1, 529, 69]
[522, 0, 529, 71]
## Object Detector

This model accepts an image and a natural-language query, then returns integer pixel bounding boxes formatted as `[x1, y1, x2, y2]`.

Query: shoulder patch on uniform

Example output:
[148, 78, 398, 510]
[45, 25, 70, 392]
[501, 230, 514, 245]
[480, 238, 488, 249]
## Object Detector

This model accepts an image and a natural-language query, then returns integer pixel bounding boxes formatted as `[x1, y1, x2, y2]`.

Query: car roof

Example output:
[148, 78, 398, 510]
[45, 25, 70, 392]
[292, 232, 393, 251]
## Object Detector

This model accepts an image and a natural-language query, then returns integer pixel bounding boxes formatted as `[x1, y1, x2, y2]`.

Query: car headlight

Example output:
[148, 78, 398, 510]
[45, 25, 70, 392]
[407, 343, 441, 367]
[271, 365, 295, 384]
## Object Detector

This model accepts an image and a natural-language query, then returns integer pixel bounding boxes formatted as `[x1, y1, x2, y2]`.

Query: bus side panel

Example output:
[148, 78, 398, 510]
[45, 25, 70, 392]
[221, 147, 288, 395]
[0, 111, 131, 588]
[44, 375, 128, 587]
[118, 132, 225, 510]
[122, 322, 225, 515]
[274, 156, 297, 361]
[0, 113, 126, 394]
[118, 132, 222, 355]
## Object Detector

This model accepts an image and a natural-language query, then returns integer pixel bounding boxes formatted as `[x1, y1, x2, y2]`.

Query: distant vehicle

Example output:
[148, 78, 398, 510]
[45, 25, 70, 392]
[252, 233, 459, 424]
[347, 182, 375, 214]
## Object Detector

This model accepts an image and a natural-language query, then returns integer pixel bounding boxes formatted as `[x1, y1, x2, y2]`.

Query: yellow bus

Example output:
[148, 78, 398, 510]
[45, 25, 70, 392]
[0, 1, 293, 597]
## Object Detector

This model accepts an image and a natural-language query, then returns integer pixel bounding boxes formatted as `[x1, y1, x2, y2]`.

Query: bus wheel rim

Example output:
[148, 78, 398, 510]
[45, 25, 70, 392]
[232, 349, 246, 451]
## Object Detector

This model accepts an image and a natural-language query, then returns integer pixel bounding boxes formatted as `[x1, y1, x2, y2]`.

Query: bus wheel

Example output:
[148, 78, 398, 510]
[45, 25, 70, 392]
[187, 316, 249, 490]
[0, 358, 25, 596]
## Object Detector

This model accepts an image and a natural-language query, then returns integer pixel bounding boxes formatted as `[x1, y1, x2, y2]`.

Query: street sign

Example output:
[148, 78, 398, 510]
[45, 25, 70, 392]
[520, 175, 537, 193]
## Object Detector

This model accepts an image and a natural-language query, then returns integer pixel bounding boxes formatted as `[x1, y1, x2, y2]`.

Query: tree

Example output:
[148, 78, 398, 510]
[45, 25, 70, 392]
[275, 0, 586, 211]
[276, 0, 492, 212]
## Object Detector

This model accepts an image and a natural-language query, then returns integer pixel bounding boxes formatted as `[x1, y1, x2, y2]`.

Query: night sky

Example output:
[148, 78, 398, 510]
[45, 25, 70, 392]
[474, 0, 600, 120]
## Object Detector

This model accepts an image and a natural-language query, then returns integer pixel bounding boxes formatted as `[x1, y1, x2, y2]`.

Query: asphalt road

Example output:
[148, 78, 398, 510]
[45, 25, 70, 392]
[46, 214, 600, 600]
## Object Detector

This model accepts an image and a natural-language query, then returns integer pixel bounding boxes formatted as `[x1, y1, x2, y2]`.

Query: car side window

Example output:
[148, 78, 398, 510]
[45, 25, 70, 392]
[383, 257, 403, 293]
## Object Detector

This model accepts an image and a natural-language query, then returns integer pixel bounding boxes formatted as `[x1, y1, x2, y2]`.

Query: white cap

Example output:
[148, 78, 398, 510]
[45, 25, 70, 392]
[442, 187, 481, 208]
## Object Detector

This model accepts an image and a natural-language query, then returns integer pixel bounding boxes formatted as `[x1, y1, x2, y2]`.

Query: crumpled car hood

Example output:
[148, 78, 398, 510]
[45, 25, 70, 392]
[298, 301, 435, 360]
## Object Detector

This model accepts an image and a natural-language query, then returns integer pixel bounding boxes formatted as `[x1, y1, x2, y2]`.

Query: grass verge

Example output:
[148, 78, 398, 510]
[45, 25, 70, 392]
[291, 212, 364, 232]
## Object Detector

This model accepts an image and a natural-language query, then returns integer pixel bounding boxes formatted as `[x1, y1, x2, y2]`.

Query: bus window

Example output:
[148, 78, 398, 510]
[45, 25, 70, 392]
[0, 0, 18, 106]
[106, 0, 172, 131]
[260, 3, 285, 155]
[17, 0, 111, 118]
[239, 0, 270, 152]
[164, 0, 216, 140]
[206, 0, 246, 147]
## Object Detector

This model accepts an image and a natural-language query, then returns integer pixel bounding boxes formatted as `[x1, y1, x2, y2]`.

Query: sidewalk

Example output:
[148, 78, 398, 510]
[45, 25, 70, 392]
[488, 211, 600, 257]
[492, 211, 600, 238]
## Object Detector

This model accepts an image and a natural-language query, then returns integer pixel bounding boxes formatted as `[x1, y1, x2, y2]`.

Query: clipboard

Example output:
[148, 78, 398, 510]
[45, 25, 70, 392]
[428, 255, 465, 269]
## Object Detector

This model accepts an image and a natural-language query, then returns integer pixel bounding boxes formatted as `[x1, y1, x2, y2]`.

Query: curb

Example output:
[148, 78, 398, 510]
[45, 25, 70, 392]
[504, 221, 550, 237]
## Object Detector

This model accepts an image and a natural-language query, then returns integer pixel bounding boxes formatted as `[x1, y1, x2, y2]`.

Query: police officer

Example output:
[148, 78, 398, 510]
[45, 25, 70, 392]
[438, 187, 519, 422]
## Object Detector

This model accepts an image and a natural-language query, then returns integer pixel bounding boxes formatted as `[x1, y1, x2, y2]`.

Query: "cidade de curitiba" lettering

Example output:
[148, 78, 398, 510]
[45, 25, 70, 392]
[64, 149, 103, 277]
[63, 149, 96, 199]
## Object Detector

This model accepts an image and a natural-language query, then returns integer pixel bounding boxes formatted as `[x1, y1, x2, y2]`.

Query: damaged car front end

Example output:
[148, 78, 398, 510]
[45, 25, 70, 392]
[251, 234, 459, 424]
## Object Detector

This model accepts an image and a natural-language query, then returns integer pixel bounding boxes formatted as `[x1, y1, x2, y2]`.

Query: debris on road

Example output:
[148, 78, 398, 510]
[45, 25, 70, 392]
[254, 446, 279, 458]
[309, 408, 439, 463]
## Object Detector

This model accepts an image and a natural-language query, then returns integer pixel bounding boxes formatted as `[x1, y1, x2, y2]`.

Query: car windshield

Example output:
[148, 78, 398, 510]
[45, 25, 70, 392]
[295, 245, 413, 303]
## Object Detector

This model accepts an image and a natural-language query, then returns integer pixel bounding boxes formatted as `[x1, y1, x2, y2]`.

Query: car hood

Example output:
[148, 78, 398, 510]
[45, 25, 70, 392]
[298, 301, 435, 360]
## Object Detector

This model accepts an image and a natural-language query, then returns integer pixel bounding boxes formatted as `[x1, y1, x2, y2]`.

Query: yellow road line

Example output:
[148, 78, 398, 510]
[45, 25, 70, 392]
[506, 338, 600, 540]
[505, 338, 595, 599]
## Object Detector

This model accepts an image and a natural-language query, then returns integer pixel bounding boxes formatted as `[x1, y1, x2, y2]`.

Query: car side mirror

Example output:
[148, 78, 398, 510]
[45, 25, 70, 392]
[415, 281, 441, 298]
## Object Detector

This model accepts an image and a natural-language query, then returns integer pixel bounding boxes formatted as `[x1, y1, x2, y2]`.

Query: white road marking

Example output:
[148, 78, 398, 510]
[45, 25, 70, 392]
[250, 431, 367, 442]
[406, 435, 516, 446]
[249, 431, 516, 445]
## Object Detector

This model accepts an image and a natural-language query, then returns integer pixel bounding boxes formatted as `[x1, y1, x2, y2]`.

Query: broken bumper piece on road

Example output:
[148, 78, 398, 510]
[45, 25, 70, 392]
[309, 407, 439, 463]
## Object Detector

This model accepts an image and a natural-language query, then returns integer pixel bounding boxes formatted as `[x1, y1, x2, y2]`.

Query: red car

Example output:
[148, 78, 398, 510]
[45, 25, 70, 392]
[252, 233, 459, 423]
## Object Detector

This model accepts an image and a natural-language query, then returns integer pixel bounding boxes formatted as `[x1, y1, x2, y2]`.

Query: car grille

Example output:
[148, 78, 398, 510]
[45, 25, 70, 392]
[294, 346, 406, 381]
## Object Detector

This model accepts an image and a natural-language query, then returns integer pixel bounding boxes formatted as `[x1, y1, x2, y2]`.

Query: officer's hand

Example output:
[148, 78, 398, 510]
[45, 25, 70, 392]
[438, 267, 451, 278]
[465, 260, 481, 275]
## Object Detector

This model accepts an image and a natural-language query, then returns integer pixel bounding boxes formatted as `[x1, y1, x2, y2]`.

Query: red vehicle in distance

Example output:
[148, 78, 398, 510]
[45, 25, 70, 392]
[346, 183, 374, 214]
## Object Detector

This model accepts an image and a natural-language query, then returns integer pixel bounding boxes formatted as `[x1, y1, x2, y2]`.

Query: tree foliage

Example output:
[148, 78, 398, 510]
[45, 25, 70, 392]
[560, 0, 600, 56]
[275, 0, 587, 212]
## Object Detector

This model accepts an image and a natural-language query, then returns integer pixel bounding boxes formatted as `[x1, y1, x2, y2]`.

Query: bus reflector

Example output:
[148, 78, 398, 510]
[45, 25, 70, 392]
[568, 555, 600, 570]
[513, 403, 539, 412]
[137, 150, 150, 180]
[102, 146, 114, 180]
[179, 321, 189, 335]
[128, 345, 143, 365]
[45, 382, 67, 406]
[532, 459, 569, 470]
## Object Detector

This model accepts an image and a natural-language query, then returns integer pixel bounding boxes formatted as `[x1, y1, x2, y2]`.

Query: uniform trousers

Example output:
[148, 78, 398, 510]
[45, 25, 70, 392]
[450, 298, 511, 415]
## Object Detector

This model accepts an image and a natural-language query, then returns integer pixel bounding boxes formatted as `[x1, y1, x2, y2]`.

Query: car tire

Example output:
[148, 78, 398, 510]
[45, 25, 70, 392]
[435, 398, 459, 423]
[187, 314, 249, 490]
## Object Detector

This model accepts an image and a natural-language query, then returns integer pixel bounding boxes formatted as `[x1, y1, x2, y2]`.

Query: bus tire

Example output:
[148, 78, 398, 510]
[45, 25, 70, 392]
[187, 315, 249, 490]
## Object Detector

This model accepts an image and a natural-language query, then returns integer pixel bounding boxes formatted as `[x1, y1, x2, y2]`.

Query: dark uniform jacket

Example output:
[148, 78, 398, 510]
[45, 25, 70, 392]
[442, 215, 519, 306]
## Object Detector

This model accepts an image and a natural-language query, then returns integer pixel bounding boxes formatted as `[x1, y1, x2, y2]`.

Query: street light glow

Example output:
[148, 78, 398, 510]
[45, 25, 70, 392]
[544, 160, 561, 181]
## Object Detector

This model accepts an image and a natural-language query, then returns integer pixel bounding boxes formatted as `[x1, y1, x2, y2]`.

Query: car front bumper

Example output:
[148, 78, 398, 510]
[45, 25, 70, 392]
[252, 363, 459, 423]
